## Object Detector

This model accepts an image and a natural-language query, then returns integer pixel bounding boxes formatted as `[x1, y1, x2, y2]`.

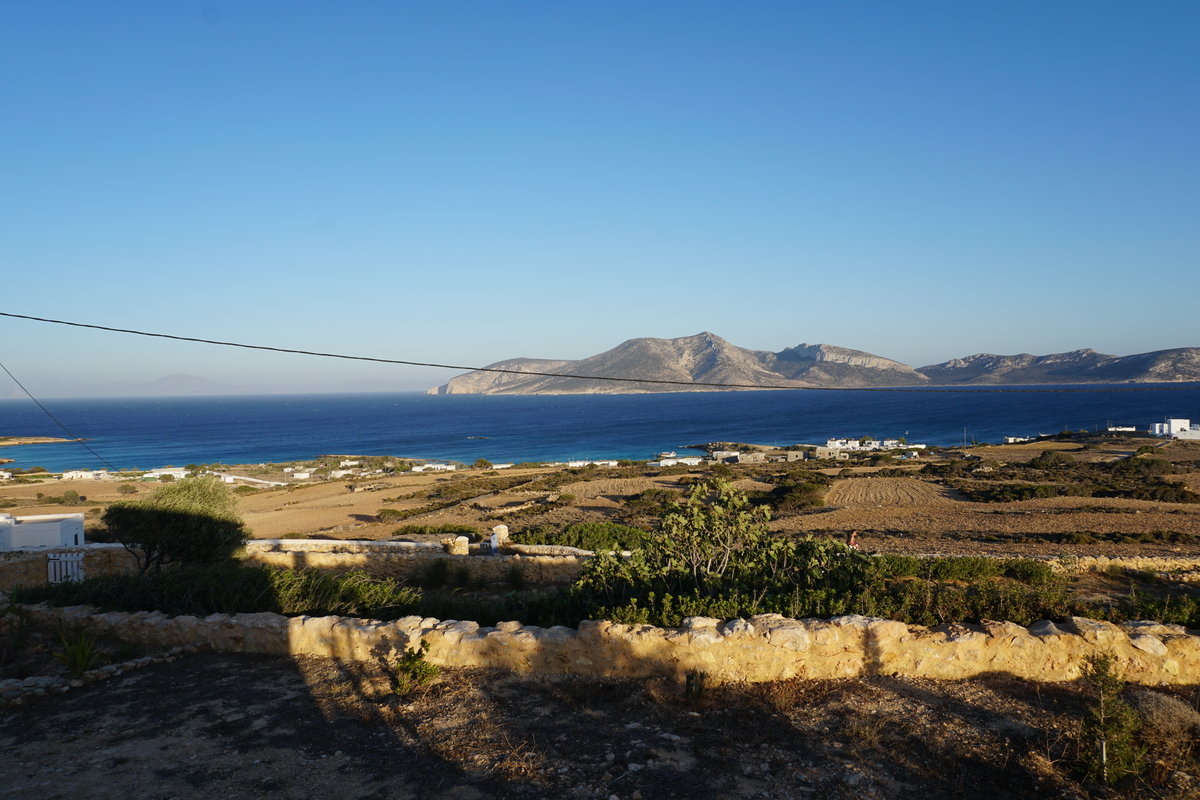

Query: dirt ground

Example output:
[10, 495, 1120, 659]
[824, 478, 965, 507]
[8, 647, 1195, 800]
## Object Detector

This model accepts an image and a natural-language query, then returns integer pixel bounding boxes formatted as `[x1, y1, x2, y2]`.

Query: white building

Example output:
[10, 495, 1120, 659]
[411, 463, 456, 472]
[0, 512, 85, 550]
[1151, 419, 1200, 440]
[339, 460, 361, 467]
[62, 469, 110, 481]
[143, 468, 191, 481]
[215, 473, 287, 487]
[330, 469, 356, 479]
[0, 471, 12, 481]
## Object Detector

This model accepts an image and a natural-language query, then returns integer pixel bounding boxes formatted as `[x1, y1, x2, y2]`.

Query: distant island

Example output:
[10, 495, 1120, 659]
[427, 332, 1200, 395]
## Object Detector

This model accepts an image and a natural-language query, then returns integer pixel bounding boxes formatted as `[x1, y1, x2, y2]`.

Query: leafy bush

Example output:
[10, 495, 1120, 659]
[102, 477, 248, 574]
[392, 640, 438, 696]
[55, 626, 98, 677]
[1029, 450, 1076, 469]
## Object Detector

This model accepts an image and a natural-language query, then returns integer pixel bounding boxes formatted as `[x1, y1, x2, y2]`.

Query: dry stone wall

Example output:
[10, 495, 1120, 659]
[0, 544, 136, 591]
[17, 602, 1200, 685]
[9, 540, 1200, 593]
[240, 540, 587, 586]
[10, 541, 1200, 684]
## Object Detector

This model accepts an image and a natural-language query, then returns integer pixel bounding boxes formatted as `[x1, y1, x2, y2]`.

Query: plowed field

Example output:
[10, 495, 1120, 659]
[824, 477, 964, 507]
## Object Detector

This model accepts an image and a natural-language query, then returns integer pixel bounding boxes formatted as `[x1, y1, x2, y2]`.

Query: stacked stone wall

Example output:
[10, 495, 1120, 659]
[17, 602, 1200, 685]
[0, 544, 137, 591]
[240, 540, 586, 586]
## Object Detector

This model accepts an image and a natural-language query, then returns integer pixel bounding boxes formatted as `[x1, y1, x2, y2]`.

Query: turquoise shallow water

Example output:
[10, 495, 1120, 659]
[1, 386, 1197, 472]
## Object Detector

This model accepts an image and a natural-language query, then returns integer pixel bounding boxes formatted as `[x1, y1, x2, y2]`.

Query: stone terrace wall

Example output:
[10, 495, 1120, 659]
[241, 540, 587, 586]
[18, 602, 1200, 685]
[7, 541, 1200, 594]
[0, 544, 137, 591]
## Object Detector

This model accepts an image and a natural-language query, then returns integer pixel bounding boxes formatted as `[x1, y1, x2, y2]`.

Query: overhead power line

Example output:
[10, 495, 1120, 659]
[0, 310, 1197, 393]
[0, 359, 119, 471]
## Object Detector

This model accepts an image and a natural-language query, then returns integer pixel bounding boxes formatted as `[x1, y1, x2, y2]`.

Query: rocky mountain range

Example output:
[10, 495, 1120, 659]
[427, 333, 1200, 394]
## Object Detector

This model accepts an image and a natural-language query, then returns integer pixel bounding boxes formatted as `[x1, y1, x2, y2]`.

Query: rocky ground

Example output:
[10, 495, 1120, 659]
[6, 647, 1200, 800]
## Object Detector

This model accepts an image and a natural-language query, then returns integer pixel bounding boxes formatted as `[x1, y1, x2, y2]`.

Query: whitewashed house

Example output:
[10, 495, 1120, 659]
[62, 469, 109, 481]
[0, 471, 12, 481]
[0, 512, 85, 550]
[143, 468, 191, 481]
[339, 460, 361, 467]
[1151, 419, 1200, 439]
[412, 463, 456, 472]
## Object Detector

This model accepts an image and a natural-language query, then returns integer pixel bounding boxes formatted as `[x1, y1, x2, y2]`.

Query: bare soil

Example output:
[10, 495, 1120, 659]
[824, 478, 966, 507]
[8, 647, 1199, 800]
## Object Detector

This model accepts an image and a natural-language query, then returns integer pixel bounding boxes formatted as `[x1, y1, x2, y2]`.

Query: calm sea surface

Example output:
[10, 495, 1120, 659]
[1, 387, 1198, 472]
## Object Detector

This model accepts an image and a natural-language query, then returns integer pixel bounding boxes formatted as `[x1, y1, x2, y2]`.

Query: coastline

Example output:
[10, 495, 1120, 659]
[0, 437, 76, 448]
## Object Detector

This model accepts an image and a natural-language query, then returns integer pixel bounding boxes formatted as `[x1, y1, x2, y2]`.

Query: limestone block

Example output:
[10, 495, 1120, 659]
[681, 616, 720, 630]
[721, 619, 756, 639]
[764, 622, 811, 652]
[575, 620, 607, 645]
[1028, 620, 1068, 637]
[1062, 617, 1125, 646]
[1122, 620, 1190, 636]
[1130, 634, 1168, 657]
[982, 620, 1034, 642]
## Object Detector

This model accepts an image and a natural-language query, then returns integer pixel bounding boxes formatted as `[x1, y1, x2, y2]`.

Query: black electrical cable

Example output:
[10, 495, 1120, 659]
[0, 310, 1196, 393]
[0, 359, 120, 471]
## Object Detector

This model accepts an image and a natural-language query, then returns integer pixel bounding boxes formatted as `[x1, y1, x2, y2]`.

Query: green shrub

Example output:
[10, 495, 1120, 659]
[392, 640, 438, 696]
[1029, 450, 1076, 469]
[54, 626, 98, 677]
[377, 508, 405, 523]
[1079, 652, 1145, 785]
[102, 477, 248, 574]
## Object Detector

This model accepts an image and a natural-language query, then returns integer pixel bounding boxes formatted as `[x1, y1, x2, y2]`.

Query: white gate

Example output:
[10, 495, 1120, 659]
[48, 552, 85, 583]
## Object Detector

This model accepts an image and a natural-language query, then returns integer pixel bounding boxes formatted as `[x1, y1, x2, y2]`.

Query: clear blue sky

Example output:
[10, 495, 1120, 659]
[2, 2, 1197, 395]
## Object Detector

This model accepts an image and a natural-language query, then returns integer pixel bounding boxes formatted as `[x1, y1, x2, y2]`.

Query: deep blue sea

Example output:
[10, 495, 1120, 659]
[1, 387, 1198, 472]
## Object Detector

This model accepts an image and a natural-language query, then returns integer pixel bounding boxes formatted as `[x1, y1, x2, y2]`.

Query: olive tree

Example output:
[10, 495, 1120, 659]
[102, 476, 248, 574]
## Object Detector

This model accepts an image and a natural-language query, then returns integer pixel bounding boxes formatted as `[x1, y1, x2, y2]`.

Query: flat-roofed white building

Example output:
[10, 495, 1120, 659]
[0, 512, 85, 550]
[143, 468, 191, 481]
[62, 470, 110, 481]
[1151, 419, 1200, 439]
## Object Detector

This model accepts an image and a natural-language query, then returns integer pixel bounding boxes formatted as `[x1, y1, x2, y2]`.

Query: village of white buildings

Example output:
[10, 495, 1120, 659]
[1, 416, 1195, 553]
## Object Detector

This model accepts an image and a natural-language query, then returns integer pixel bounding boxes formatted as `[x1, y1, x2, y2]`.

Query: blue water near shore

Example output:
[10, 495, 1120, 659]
[1, 386, 1198, 472]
